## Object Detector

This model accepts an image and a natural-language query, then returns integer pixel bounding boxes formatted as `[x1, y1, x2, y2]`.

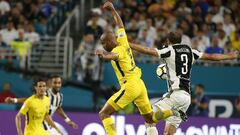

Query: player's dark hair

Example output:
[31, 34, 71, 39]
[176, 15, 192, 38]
[196, 84, 204, 89]
[167, 32, 182, 44]
[33, 78, 46, 87]
[32, 78, 46, 93]
[50, 75, 62, 80]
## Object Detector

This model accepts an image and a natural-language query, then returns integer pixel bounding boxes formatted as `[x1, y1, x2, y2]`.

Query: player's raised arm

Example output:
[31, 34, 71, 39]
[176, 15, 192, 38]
[103, 1, 124, 28]
[200, 51, 238, 61]
[96, 49, 119, 61]
[129, 42, 159, 57]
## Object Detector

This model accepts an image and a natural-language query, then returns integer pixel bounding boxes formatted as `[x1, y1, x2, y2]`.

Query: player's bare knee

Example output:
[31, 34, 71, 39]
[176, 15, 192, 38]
[143, 114, 154, 123]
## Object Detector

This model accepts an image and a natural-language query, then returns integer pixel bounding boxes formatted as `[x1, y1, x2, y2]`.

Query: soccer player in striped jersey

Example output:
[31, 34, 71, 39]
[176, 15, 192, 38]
[6, 75, 78, 134]
[95, 2, 181, 135]
[129, 32, 238, 135]
[15, 78, 63, 135]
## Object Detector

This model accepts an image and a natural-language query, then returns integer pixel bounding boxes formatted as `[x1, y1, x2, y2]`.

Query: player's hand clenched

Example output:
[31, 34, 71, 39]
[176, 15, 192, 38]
[103, 1, 115, 11]
[95, 49, 104, 58]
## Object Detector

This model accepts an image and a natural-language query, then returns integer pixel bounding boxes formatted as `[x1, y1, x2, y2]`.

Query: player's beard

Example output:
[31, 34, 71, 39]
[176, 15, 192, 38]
[52, 88, 60, 94]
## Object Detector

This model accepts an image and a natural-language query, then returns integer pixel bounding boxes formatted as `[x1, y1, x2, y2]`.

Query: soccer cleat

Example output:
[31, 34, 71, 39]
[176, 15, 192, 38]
[178, 110, 188, 122]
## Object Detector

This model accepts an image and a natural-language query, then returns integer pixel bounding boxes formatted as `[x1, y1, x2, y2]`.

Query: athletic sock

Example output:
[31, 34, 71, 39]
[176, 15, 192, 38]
[102, 117, 116, 135]
[146, 123, 158, 135]
[152, 110, 173, 123]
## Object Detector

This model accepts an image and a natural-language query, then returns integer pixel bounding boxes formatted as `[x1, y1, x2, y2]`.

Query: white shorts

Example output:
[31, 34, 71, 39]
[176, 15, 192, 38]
[152, 90, 191, 128]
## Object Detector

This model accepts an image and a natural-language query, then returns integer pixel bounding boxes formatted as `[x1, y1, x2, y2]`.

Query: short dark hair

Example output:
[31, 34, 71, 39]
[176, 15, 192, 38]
[32, 78, 46, 93]
[50, 75, 62, 80]
[33, 78, 46, 87]
[167, 32, 182, 44]
[196, 84, 204, 89]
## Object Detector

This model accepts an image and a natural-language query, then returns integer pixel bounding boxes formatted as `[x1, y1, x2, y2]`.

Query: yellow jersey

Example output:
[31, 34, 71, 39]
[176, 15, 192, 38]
[111, 28, 142, 86]
[20, 95, 50, 135]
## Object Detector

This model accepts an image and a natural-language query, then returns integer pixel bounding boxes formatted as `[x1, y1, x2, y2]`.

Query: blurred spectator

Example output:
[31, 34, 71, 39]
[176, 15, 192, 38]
[74, 33, 103, 83]
[137, 18, 157, 47]
[205, 12, 217, 35]
[217, 29, 228, 48]
[235, 96, 240, 117]
[34, 16, 48, 35]
[0, 33, 7, 47]
[229, 30, 240, 51]
[222, 14, 236, 36]
[0, 20, 18, 45]
[126, 18, 139, 38]
[192, 84, 209, 117]
[0, 0, 10, 15]
[87, 8, 107, 30]
[176, 26, 191, 46]
[0, 82, 16, 103]
[10, 29, 31, 69]
[192, 29, 210, 52]
[38, 0, 55, 18]
[137, 28, 154, 48]
[205, 36, 224, 54]
[25, 23, 40, 45]
[85, 19, 103, 40]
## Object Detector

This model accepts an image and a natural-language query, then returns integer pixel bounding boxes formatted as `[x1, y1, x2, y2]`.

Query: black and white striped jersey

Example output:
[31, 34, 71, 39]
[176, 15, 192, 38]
[43, 88, 63, 130]
[155, 44, 203, 93]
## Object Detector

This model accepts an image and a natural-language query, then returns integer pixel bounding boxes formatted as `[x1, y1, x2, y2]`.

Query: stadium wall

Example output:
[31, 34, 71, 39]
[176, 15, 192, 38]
[102, 63, 240, 95]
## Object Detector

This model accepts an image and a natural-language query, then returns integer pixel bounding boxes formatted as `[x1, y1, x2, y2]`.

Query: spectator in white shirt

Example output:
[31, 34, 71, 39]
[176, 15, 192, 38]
[0, 0, 10, 15]
[217, 29, 228, 48]
[87, 8, 107, 30]
[25, 23, 40, 45]
[0, 20, 18, 45]
[192, 29, 210, 52]
[137, 18, 157, 46]
[176, 26, 191, 46]
[222, 14, 236, 36]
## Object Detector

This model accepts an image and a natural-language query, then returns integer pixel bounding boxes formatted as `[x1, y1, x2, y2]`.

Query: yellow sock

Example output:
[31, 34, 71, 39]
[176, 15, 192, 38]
[152, 110, 172, 123]
[102, 117, 116, 135]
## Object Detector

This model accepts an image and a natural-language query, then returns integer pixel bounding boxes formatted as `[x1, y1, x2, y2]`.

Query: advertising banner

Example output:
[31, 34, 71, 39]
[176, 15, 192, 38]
[0, 110, 240, 135]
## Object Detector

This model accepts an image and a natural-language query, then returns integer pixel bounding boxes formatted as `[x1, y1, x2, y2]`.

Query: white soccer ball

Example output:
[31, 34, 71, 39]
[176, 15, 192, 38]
[156, 63, 168, 80]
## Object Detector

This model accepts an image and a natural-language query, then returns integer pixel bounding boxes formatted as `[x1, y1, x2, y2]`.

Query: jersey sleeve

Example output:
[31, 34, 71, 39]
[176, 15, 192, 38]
[20, 98, 31, 115]
[117, 28, 129, 47]
[192, 49, 203, 60]
[154, 47, 171, 58]
[111, 46, 125, 60]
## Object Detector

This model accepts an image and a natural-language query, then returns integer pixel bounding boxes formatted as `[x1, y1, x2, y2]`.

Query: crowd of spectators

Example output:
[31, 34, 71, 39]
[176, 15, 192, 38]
[75, 0, 239, 66]
[0, 0, 70, 69]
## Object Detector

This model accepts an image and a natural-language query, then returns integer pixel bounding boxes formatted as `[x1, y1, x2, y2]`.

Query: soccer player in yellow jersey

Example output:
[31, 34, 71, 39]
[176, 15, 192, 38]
[95, 2, 177, 135]
[15, 78, 63, 135]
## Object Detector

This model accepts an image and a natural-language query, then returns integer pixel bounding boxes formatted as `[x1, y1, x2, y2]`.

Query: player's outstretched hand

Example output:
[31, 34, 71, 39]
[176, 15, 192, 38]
[95, 49, 104, 58]
[103, 1, 115, 11]
[67, 120, 78, 129]
[5, 97, 15, 103]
